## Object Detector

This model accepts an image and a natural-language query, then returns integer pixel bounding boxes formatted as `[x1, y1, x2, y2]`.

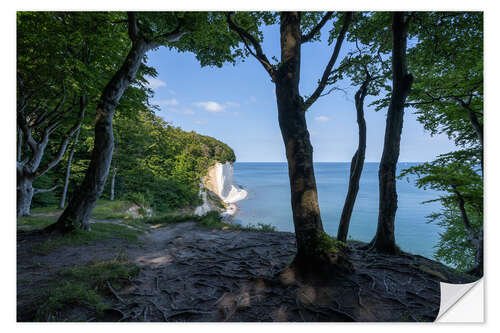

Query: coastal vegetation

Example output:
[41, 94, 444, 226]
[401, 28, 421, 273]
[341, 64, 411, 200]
[17, 10, 483, 322]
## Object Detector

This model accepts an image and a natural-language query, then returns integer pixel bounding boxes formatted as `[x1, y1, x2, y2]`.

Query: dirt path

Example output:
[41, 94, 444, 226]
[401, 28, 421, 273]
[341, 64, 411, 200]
[17, 219, 477, 322]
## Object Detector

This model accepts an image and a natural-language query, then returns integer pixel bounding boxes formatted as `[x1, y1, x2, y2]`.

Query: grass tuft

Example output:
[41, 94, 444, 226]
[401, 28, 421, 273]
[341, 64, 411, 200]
[32, 222, 143, 255]
[35, 256, 140, 321]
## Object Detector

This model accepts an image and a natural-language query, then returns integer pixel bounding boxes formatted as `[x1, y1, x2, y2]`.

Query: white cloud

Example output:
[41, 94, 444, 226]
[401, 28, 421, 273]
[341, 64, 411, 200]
[155, 98, 179, 106]
[164, 107, 195, 115]
[193, 101, 225, 113]
[145, 76, 166, 89]
[314, 116, 329, 122]
[193, 101, 241, 113]
[225, 101, 240, 108]
[248, 96, 257, 103]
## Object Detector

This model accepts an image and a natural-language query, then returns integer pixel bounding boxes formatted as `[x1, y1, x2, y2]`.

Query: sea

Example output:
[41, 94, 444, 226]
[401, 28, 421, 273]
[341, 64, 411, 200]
[232, 162, 443, 260]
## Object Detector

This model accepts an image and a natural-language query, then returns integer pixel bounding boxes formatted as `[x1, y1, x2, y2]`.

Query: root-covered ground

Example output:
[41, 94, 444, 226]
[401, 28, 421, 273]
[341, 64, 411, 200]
[17, 220, 476, 322]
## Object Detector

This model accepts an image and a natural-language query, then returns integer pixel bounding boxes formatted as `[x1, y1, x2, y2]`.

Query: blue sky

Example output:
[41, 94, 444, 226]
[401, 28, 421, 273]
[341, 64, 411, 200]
[145, 23, 457, 163]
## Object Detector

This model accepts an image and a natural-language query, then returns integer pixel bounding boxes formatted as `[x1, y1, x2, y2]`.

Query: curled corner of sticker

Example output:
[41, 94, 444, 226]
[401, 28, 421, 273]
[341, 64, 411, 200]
[435, 278, 484, 322]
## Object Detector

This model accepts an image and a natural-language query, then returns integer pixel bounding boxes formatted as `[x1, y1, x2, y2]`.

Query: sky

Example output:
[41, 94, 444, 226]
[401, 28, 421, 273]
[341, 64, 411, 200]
[144, 23, 457, 163]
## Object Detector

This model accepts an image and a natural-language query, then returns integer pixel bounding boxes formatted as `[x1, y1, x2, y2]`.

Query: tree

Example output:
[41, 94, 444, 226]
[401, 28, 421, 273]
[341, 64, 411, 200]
[368, 12, 413, 253]
[17, 12, 134, 215]
[16, 82, 84, 216]
[227, 11, 353, 273]
[399, 155, 483, 276]
[332, 23, 387, 242]
[400, 12, 483, 275]
[47, 13, 188, 232]
[47, 12, 243, 232]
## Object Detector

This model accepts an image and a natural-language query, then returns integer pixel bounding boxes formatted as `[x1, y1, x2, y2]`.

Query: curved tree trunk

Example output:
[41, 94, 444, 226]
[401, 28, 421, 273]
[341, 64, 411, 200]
[369, 12, 413, 254]
[60, 127, 81, 208]
[48, 40, 150, 232]
[337, 80, 368, 242]
[276, 12, 326, 271]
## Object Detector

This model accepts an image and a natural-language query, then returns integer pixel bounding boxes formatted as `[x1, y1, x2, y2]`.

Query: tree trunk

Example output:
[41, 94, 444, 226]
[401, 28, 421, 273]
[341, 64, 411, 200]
[369, 12, 413, 254]
[59, 127, 81, 209]
[110, 166, 117, 201]
[275, 12, 328, 271]
[337, 81, 368, 242]
[17, 174, 34, 216]
[48, 40, 150, 232]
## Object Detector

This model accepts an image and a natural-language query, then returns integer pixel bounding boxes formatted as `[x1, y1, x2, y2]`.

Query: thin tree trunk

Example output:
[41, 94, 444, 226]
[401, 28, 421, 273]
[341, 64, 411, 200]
[60, 127, 81, 208]
[369, 12, 413, 254]
[110, 166, 117, 201]
[454, 187, 483, 276]
[337, 80, 368, 242]
[48, 40, 150, 232]
[275, 12, 326, 270]
[17, 175, 34, 216]
[17, 126, 22, 162]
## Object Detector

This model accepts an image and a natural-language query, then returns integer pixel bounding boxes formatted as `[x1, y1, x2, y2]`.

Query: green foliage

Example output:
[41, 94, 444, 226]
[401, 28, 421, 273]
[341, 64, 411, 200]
[428, 202, 479, 270]
[108, 110, 234, 214]
[400, 156, 482, 270]
[407, 12, 483, 148]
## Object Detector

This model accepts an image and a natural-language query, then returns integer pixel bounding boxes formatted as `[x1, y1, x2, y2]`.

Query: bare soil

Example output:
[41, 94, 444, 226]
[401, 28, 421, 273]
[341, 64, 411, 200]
[17, 220, 477, 322]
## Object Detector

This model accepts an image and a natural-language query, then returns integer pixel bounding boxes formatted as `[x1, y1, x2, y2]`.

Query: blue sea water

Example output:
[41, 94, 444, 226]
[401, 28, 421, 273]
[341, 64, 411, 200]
[233, 162, 443, 260]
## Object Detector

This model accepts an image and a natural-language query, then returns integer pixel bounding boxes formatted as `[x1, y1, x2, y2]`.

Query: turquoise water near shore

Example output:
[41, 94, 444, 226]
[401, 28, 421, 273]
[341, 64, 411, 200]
[232, 162, 443, 260]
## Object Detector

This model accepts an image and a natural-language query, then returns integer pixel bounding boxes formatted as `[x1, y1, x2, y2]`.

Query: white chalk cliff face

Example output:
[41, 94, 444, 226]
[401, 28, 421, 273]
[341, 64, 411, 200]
[194, 162, 248, 218]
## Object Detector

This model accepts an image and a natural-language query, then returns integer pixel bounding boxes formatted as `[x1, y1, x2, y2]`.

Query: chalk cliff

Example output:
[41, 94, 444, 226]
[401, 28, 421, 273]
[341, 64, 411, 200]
[194, 162, 248, 219]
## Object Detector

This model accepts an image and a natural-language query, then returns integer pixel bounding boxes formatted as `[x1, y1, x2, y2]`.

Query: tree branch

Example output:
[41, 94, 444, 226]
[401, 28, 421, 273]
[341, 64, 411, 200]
[35, 100, 86, 179]
[303, 12, 352, 111]
[226, 12, 276, 80]
[301, 12, 334, 44]
[33, 184, 61, 194]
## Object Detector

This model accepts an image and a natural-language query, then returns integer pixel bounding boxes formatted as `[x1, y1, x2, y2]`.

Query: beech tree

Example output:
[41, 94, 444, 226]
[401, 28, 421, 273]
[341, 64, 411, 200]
[401, 12, 483, 275]
[47, 12, 242, 232]
[332, 23, 387, 242]
[227, 11, 353, 272]
[366, 12, 414, 253]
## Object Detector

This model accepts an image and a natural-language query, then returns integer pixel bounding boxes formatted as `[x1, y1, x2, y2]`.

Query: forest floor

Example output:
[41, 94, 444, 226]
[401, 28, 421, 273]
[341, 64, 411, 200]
[17, 201, 477, 322]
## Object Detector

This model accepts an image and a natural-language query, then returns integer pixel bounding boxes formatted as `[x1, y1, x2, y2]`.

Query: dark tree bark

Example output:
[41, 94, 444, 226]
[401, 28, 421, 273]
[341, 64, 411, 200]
[276, 12, 324, 268]
[60, 127, 81, 209]
[47, 13, 186, 232]
[227, 11, 352, 274]
[337, 79, 369, 242]
[369, 12, 413, 253]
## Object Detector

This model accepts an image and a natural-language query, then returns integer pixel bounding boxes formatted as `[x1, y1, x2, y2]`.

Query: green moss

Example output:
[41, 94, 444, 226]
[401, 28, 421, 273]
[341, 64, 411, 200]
[58, 257, 140, 291]
[32, 222, 143, 255]
[35, 281, 107, 321]
[315, 232, 346, 255]
[35, 257, 140, 321]
[17, 216, 56, 231]
[90, 200, 132, 220]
